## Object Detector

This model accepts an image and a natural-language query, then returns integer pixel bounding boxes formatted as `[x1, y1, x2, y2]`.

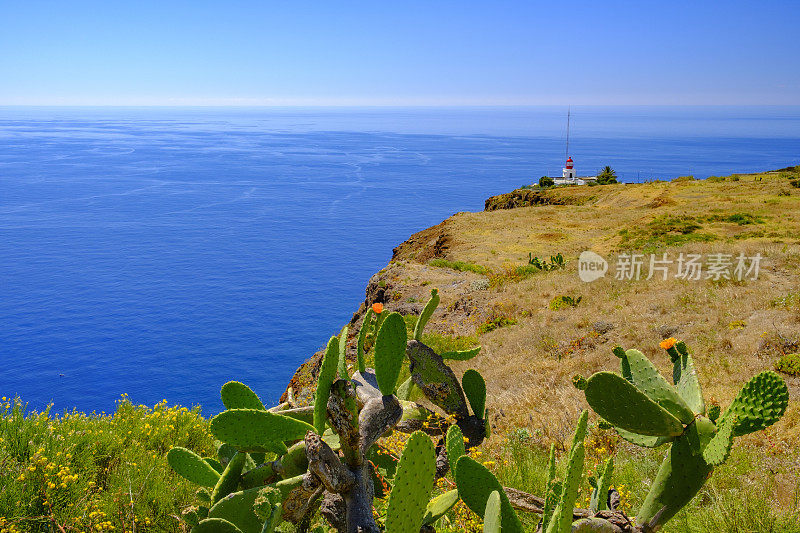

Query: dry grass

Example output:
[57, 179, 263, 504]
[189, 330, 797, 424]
[379, 169, 800, 500]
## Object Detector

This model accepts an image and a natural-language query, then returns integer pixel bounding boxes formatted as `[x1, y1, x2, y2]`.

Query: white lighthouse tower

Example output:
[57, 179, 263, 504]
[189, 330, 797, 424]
[562, 107, 576, 182]
[563, 156, 576, 181]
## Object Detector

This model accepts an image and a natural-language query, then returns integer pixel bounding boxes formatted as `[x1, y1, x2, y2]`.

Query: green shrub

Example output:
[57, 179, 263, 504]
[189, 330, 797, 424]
[539, 176, 554, 187]
[706, 213, 765, 225]
[549, 295, 582, 310]
[775, 353, 800, 376]
[477, 316, 517, 335]
[429, 258, 489, 275]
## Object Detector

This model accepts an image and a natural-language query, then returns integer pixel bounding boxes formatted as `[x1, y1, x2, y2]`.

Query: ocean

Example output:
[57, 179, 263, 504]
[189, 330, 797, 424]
[1, 106, 798, 415]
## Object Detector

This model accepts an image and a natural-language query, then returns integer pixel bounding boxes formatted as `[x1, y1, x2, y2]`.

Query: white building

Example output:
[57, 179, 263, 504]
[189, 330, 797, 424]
[551, 157, 596, 185]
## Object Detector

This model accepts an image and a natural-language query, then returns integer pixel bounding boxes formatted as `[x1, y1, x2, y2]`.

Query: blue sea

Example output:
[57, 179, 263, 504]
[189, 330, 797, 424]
[2, 106, 799, 415]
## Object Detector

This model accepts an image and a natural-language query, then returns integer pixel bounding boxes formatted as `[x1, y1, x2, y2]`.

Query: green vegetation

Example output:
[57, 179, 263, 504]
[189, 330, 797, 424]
[706, 213, 765, 225]
[549, 295, 582, 310]
[477, 316, 518, 335]
[0, 395, 212, 532]
[596, 166, 618, 185]
[163, 291, 490, 532]
[539, 176, 554, 188]
[775, 353, 800, 376]
[429, 258, 489, 275]
[528, 252, 565, 271]
[619, 214, 717, 251]
[1, 336, 793, 532]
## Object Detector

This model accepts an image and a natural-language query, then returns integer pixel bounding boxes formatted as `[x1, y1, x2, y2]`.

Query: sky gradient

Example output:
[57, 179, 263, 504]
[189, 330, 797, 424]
[2, 1, 799, 106]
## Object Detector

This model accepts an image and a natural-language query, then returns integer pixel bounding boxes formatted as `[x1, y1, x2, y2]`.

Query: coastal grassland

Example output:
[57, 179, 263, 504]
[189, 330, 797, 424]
[0, 396, 212, 533]
[379, 168, 800, 525]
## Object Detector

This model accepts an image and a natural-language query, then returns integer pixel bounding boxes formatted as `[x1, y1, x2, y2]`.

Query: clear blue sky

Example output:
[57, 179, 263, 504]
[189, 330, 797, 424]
[2, 1, 799, 105]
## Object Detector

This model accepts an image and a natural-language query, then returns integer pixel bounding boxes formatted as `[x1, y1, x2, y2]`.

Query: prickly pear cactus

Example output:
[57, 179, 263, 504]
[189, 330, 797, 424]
[374, 312, 407, 396]
[422, 490, 460, 526]
[584, 371, 684, 437]
[193, 518, 244, 533]
[413, 288, 439, 341]
[221, 381, 266, 411]
[455, 456, 523, 533]
[446, 424, 466, 465]
[719, 370, 789, 436]
[578, 340, 789, 532]
[356, 307, 373, 373]
[337, 326, 349, 379]
[462, 369, 486, 418]
[211, 451, 247, 505]
[210, 409, 314, 454]
[619, 348, 695, 424]
[167, 447, 221, 488]
[483, 490, 502, 533]
[164, 287, 494, 533]
[385, 431, 436, 533]
[589, 457, 613, 513]
[314, 335, 340, 434]
[546, 411, 587, 533]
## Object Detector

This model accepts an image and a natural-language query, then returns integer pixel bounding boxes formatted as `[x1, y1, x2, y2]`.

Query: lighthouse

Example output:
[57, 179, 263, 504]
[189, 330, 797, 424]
[563, 157, 576, 181]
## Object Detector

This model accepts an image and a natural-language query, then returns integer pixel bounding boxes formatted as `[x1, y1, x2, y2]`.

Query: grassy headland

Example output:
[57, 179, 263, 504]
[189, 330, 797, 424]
[2, 167, 799, 531]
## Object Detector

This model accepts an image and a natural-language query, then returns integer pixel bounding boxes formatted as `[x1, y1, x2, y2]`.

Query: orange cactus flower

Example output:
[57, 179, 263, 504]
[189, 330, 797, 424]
[659, 337, 677, 350]
[372, 302, 383, 314]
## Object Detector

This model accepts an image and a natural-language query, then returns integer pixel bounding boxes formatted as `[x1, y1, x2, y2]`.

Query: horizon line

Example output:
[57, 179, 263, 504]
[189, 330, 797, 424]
[3, 103, 800, 108]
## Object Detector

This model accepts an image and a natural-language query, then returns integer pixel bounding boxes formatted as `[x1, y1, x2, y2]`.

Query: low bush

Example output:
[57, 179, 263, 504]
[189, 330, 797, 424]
[428, 258, 489, 275]
[477, 316, 517, 334]
[549, 295, 582, 310]
[775, 353, 800, 376]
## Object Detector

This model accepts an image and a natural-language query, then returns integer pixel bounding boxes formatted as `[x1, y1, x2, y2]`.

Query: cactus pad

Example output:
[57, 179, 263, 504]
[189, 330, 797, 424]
[220, 381, 266, 411]
[440, 346, 481, 361]
[461, 369, 486, 418]
[192, 518, 244, 533]
[167, 447, 221, 488]
[407, 340, 469, 418]
[702, 414, 735, 466]
[385, 431, 436, 533]
[621, 349, 695, 424]
[547, 421, 586, 533]
[210, 409, 314, 452]
[208, 486, 265, 533]
[672, 343, 705, 415]
[721, 371, 788, 436]
[571, 518, 616, 532]
[422, 489, 460, 526]
[636, 428, 714, 529]
[591, 457, 614, 512]
[446, 424, 466, 464]
[338, 326, 349, 379]
[396, 376, 423, 402]
[357, 307, 373, 374]
[483, 490, 502, 533]
[314, 335, 340, 434]
[455, 456, 523, 533]
[253, 486, 282, 531]
[413, 288, 439, 341]
[614, 427, 672, 448]
[210, 451, 247, 505]
[584, 372, 684, 437]
[374, 312, 407, 396]
[203, 457, 223, 474]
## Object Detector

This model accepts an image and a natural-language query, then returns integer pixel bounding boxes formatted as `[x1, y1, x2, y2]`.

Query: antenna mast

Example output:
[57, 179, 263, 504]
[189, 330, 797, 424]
[565, 106, 571, 161]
